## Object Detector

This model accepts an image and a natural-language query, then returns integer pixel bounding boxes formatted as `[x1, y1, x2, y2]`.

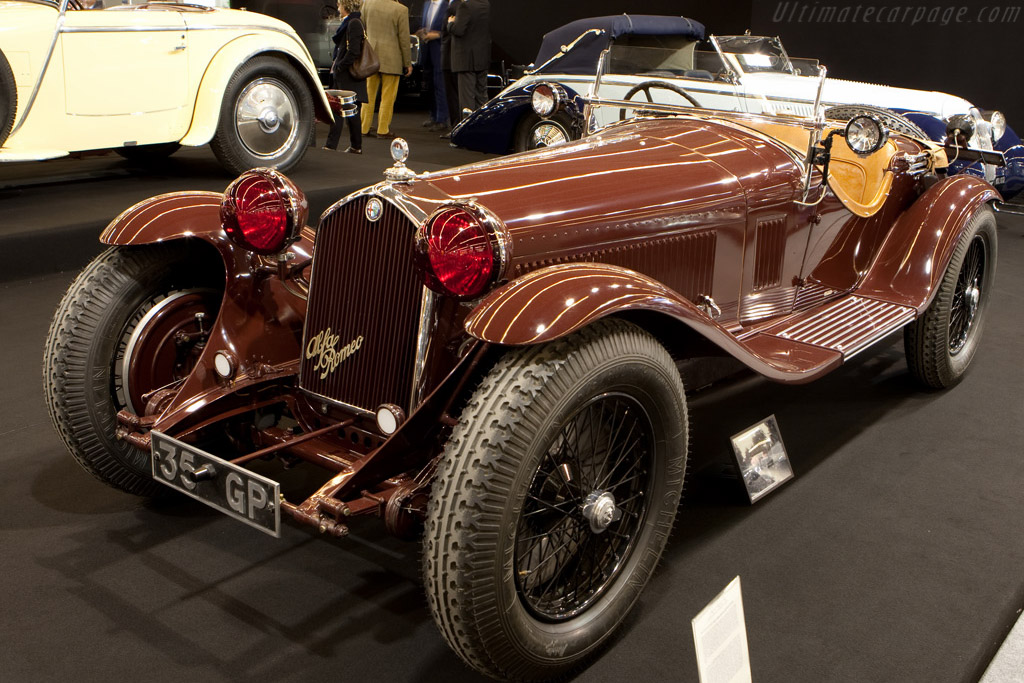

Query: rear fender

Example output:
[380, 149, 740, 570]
[180, 36, 331, 147]
[857, 175, 999, 311]
[100, 191, 314, 436]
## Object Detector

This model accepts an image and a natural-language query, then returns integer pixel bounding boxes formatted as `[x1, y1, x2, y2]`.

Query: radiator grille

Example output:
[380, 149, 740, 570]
[299, 197, 423, 412]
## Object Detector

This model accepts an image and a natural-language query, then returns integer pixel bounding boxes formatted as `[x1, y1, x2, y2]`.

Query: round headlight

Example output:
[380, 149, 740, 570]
[415, 205, 508, 299]
[221, 169, 307, 255]
[531, 83, 560, 117]
[987, 110, 1007, 142]
[845, 115, 889, 155]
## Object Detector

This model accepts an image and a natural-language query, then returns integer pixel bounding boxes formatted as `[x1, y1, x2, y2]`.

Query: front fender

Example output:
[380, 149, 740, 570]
[451, 81, 584, 154]
[465, 263, 846, 383]
[858, 174, 999, 311]
[101, 190, 224, 245]
[180, 35, 331, 147]
[100, 191, 314, 436]
[465, 263, 708, 345]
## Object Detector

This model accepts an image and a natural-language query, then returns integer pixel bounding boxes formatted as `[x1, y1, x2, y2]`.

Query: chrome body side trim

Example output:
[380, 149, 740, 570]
[60, 25, 186, 33]
[10, 9, 64, 138]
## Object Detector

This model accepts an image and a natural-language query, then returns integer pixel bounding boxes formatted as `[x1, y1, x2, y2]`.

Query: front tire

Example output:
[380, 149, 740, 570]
[904, 206, 997, 388]
[210, 56, 314, 175]
[43, 245, 222, 496]
[423, 319, 688, 680]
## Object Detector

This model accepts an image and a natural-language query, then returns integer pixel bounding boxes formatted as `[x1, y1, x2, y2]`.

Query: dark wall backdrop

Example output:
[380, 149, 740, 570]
[750, 0, 1024, 127]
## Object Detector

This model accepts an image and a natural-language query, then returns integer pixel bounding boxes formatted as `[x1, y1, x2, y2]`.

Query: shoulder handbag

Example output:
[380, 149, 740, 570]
[349, 29, 380, 80]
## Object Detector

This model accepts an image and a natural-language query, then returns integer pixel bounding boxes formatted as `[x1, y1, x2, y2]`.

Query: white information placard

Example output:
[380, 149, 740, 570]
[692, 576, 751, 683]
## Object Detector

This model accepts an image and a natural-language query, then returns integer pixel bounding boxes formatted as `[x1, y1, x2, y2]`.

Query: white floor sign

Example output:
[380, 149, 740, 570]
[692, 576, 752, 683]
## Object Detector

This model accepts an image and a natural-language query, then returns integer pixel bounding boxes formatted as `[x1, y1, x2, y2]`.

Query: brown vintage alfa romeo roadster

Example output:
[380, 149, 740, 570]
[44, 72, 998, 679]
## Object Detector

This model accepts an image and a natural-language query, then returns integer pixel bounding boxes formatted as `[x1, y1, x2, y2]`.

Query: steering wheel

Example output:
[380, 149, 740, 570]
[619, 80, 702, 121]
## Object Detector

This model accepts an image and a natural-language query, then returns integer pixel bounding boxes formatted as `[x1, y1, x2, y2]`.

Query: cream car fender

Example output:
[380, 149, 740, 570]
[180, 33, 330, 147]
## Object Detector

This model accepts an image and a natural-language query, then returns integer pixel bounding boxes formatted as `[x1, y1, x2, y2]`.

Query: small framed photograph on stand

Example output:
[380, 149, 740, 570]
[730, 415, 793, 504]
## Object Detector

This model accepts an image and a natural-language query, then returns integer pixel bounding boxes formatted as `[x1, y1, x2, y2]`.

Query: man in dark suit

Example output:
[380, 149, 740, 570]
[449, 0, 489, 116]
[439, 0, 461, 131]
[416, 0, 449, 130]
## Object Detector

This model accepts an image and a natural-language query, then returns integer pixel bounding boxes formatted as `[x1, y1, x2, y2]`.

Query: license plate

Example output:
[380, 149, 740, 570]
[150, 431, 281, 537]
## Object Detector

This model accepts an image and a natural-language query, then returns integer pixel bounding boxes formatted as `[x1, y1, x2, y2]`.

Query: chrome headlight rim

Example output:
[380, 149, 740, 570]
[531, 83, 564, 118]
[844, 114, 889, 156]
[985, 110, 1007, 143]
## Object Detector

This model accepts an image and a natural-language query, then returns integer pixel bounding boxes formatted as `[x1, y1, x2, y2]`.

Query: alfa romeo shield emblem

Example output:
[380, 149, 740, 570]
[366, 198, 383, 222]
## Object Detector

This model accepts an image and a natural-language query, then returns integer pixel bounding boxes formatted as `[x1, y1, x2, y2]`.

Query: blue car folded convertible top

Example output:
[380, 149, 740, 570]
[533, 14, 706, 75]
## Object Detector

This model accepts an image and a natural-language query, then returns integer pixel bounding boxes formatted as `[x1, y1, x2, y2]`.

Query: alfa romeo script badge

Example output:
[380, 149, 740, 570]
[366, 198, 383, 222]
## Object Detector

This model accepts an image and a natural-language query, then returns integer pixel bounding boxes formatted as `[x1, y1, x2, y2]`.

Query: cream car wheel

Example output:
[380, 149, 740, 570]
[211, 56, 314, 175]
[234, 77, 299, 158]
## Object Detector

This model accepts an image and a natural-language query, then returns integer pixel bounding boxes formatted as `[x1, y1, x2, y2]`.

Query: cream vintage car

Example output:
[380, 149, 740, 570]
[0, 0, 332, 174]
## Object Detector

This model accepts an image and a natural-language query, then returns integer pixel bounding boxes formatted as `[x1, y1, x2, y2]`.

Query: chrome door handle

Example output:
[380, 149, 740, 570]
[173, 44, 186, 52]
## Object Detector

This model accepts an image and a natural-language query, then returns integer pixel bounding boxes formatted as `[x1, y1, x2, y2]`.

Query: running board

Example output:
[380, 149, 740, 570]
[741, 296, 916, 379]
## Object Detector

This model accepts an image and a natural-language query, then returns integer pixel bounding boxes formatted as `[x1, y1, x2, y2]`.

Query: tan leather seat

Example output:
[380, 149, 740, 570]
[732, 119, 898, 218]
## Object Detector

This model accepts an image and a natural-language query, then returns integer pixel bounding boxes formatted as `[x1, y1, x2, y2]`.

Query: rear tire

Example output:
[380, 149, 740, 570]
[423, 319, 688, 680]
[904, 206, 997, 388]
[0, 49, 17, 146]
[210, 56, 314, 175]
[43, 245, 223, 496]
[825, 104, 929, 140]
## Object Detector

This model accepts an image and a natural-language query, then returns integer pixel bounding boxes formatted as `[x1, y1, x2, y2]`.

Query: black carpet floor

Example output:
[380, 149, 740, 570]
[1, 124, 1022, 681]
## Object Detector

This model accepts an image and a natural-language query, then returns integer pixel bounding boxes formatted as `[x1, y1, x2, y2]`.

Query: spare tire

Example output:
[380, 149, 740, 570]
[0, 49, 17, 147]
[824, 104, 929, 140]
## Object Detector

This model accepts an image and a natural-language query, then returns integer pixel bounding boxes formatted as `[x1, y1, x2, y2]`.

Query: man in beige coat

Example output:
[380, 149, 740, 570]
[360, 0, 412, 138]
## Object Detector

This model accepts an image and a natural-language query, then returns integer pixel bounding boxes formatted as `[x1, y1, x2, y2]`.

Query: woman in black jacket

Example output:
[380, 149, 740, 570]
[324, 0, 368, 153]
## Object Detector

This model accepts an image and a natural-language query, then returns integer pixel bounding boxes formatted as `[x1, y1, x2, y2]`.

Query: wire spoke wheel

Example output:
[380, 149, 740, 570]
[530, 120, 569, 148]
[905, 206, 996, 388]
[948, 235, 986, 354]
[423, 320, 688, 680]
[515, 393, 653, 620]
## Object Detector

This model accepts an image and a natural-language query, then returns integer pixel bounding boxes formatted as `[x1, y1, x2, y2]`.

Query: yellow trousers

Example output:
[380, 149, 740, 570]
[361, 73, 401, 136]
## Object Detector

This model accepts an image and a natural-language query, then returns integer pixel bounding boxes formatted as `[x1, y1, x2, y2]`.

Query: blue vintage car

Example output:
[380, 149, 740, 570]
[451, 14, 1023, 199]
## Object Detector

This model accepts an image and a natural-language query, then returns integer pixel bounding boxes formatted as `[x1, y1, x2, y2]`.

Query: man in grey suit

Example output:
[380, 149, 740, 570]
[449, 0, 489, 116]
